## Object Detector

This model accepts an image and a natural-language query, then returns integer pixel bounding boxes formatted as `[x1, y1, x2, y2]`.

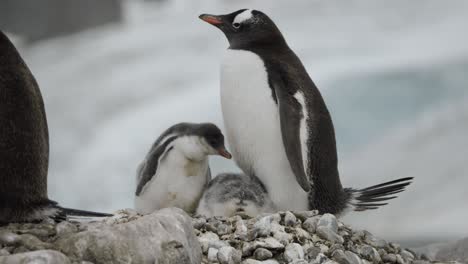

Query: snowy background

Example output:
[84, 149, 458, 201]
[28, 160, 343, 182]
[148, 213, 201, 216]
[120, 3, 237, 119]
[5, 0, 468, 246]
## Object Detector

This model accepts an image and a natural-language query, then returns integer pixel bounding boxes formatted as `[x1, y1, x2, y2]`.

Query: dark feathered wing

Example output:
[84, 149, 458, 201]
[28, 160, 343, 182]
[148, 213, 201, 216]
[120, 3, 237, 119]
[135, 135, 177, 196]
[270, 73, 311, 192]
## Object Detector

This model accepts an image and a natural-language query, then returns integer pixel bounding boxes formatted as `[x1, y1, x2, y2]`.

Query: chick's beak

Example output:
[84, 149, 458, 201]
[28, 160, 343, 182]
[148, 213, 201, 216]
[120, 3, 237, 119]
[199, 14, 223, 26]
[217, 146, 232, 159]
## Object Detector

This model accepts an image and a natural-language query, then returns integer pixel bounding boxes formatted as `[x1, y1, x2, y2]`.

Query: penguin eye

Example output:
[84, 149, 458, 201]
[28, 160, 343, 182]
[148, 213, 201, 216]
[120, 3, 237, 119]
[232, 22, 241, 29]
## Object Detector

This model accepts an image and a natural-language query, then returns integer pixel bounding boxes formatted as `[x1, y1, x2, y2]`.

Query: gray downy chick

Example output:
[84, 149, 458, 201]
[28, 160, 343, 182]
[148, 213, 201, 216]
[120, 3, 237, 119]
[197, 173, 276, 218]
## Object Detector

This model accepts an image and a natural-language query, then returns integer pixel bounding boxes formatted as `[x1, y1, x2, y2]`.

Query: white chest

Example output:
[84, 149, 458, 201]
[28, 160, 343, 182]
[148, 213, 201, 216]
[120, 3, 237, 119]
[220, 49, 308, 211]
[134, 150, 208, 214]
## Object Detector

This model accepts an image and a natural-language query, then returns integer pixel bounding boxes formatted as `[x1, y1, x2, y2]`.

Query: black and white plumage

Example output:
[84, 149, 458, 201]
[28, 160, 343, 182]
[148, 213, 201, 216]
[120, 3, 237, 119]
[135, 123, 232, 214]
[199, 9, 413, 215]
[0, 31, 111, 224]
[196, 173, 276, 218]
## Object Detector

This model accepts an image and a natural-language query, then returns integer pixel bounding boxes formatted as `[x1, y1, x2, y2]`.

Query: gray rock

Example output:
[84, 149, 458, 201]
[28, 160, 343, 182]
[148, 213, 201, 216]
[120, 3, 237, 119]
[382, 253, 397, 263]
[303, 244, 321, 260]
[207, 247, 219, 263]
[253, 214, 280, 237]
[55, 221, 78, 236]
[317, 214, 338, 233]
[359, 245, 381, 262]
[395, 254, 405, 264]
[253, 248, 272, 261]
[242, 238, 284, 257]
[55, 208, 201, 264]
[199, 231, 230, 254]
[0, 250, 71, 264]
[0, 249, 10, 256]
[217, 246, 242, 264]
[332, 250, 362, 264]
[294, 227, 311, 243]
[242, 259, 262, 264]
[0, 231, 20, 246]
[313, 253, 329, 264]
[400, 249, 415, 261]
[283, 211, 297, 227]
[293, 211, 319, 222]
[364, 232, 387, 248]
[290, 260, 308, 264]
[302, 216, 320, 234]
[234, 218, 248, 241]
[284, 243, 305, 262]
[192, 217, 206, 230]
[316, 226, 344, 244]
[217, 223, 233, 236]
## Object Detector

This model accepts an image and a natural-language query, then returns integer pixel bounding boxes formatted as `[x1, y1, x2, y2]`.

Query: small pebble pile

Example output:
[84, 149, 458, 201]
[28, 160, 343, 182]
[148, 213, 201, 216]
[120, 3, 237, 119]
[0, 209, 459, 264]
[192, 211, 440, 264]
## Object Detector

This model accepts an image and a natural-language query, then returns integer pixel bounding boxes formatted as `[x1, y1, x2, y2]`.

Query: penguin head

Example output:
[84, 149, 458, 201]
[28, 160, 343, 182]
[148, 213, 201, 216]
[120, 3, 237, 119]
[199, 9, 286, 49]
[173, 123, 231, 161]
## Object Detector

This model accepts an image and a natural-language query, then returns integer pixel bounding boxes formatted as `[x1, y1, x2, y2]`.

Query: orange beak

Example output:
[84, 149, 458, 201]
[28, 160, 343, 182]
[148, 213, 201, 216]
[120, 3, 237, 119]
[217, 147, 232, 159]
[199, 14, 223, 26]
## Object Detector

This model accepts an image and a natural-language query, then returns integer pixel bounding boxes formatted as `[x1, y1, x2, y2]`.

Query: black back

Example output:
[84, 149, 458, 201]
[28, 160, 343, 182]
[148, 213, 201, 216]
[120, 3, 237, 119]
[0, 31, 51, 222]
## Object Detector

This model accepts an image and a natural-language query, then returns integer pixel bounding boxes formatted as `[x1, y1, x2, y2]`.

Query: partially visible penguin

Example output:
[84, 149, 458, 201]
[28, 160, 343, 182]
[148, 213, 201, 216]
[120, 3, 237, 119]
[135, 123, 232, 214]
[0, 31, 111, 224]
[199, 10, 413, 215]
[197, 173, 276, 218]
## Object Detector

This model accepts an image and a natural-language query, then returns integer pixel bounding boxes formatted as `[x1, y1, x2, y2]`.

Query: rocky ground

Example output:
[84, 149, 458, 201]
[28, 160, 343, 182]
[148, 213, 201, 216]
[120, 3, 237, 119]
[0, 209, 463, 264]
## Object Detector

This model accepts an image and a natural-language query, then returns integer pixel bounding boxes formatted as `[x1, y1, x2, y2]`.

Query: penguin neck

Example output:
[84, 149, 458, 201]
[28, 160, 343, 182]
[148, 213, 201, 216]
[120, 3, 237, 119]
[171, 136, 208, 163]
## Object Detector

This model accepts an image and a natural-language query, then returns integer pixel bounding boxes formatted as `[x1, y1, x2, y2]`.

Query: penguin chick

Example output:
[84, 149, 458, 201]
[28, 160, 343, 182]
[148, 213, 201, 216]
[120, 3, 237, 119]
[134, 123, 231, 214]
[196, 173, 276, 218]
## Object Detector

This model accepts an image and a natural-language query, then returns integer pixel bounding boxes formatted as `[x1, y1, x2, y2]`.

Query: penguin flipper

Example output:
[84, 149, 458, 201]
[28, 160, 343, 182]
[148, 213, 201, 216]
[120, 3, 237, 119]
[135, 135, 178, 196]
[271, 78, 311, 192]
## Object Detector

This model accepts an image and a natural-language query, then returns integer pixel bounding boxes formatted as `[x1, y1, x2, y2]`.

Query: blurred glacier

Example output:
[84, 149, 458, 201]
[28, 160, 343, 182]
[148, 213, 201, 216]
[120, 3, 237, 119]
[14, 0, 468, 244]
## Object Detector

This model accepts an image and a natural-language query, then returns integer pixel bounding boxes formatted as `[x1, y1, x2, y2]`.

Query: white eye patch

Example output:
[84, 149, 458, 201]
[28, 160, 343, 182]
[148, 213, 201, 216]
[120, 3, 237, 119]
[233, 9, 254, 24]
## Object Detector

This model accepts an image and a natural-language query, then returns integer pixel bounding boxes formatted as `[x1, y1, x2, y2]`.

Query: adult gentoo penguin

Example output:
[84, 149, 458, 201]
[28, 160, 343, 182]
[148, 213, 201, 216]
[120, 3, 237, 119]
[0, 31, 111, 224]
[199, 10, 413, 215]
[134, 122, 232, 214]
[196, 173, 276, 218]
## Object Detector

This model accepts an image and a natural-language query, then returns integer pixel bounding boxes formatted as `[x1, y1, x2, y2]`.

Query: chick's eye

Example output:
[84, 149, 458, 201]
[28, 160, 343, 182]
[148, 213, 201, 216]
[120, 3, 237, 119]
[232, 22, 241, 29]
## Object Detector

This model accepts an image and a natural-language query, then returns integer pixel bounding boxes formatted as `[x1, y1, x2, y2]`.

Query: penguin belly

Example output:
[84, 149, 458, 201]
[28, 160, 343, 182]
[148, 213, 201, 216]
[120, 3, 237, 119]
[134, 155, 208, 214]
[220, 49, 308, 211]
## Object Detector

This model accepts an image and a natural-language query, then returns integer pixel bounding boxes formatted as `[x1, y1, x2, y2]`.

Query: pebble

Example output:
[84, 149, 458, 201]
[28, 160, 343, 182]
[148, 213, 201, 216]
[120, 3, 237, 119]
[303, 244, 321, 260]
[235, 218, 248, 240]
[192, 217, 206, 230]
[284, 243, 305, 262]
[382, 253, 397, 263]
[313, 253, 329, 264]
[0, 231, 20, 246]
[317, 214, 338, 233]
[55, 221, 78, 236]
[293, 210, 319, 222]
[283, 211, 297, 227]
[208, 247, 219, 262]
[332, 250, 362, 264]
[302, 216, 320, 233]
[316, 226, 344, 244]
[217, 246, 242, 264]
[400, 249, 415, 261]
[359, 245, 381, 262]
[0, 248, 11, 256]
[253, 248, 273, 261]
[253, 214, 280, 237]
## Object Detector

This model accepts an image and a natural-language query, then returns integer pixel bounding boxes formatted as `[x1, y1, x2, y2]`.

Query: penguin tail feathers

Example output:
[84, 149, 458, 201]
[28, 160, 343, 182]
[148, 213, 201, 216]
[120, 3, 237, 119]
[345, 177, 414, 212]
[59, 207, 113, 218]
